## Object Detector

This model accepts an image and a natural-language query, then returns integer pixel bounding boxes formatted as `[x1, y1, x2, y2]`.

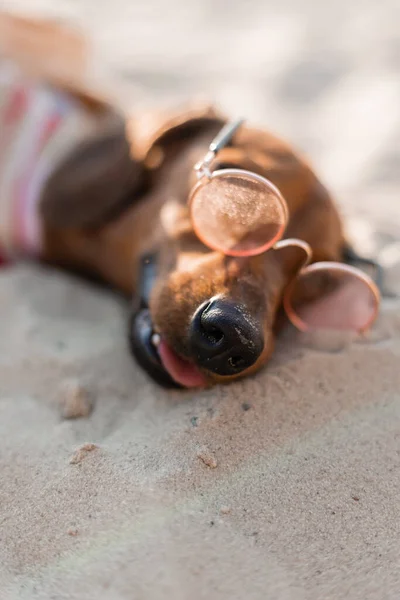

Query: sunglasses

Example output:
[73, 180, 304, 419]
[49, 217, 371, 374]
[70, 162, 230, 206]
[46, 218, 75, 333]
[188, 119, 380, 334]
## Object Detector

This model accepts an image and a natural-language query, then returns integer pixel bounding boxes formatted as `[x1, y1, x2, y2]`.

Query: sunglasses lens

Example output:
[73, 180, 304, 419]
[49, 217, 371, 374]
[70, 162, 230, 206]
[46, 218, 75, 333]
[190, 172, 287, 256]
[284, 264, 380, 333]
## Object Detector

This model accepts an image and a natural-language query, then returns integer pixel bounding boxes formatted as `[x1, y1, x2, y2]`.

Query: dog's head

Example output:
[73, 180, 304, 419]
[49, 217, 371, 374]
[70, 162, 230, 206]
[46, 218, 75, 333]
[42, 106, 343, 389]
[125, 110, 343, 388]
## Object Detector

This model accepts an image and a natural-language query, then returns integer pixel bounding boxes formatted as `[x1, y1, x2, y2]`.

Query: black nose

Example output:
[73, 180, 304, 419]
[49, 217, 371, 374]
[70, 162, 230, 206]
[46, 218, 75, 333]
[189, 298, 264, 376]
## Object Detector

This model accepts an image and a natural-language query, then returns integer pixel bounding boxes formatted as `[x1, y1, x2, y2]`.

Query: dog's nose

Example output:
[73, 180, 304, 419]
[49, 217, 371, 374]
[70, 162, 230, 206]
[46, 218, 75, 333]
[189, 298, 264, 376]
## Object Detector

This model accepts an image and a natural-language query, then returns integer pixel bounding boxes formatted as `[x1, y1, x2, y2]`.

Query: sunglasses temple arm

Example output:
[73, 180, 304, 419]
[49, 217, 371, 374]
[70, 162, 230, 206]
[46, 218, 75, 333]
[209, 118, 245, 153]
[273, 239, 313, 331]
[195, 118, 245, 177]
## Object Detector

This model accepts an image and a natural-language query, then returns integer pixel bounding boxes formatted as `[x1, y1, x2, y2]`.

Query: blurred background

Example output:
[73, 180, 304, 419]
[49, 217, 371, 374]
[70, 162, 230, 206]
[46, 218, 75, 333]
[4, 0, 400, 244]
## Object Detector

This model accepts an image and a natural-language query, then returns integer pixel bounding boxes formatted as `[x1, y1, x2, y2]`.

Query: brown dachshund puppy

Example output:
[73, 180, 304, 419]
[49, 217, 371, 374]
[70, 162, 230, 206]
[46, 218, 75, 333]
[0, 13, 374, 388]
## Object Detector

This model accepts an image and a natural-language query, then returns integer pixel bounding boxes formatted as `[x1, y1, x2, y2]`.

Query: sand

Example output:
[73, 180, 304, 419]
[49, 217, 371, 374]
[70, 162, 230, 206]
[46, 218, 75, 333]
[1, 0, 400, 598]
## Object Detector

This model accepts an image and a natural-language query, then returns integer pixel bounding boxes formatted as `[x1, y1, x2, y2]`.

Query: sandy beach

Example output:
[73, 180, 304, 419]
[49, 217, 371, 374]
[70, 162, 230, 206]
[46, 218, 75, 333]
[1, 1, 400, 598]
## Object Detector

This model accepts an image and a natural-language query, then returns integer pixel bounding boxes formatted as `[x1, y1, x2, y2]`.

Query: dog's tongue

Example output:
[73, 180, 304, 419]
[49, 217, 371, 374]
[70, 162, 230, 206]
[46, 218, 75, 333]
[158, 340, 207, 388]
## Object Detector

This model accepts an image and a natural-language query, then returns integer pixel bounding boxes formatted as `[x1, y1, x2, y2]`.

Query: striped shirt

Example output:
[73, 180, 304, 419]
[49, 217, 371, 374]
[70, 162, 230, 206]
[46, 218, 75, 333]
[0, 61, 96, 263]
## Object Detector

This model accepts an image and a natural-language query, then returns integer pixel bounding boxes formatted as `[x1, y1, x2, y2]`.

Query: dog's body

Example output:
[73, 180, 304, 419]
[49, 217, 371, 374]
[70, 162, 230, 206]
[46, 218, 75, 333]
[0, 13, 350, 388]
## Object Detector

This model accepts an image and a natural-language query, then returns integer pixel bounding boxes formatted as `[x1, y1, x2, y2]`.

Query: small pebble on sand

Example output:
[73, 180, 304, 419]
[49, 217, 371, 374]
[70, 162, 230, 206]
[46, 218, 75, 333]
[69, 443, 99, 465]
[67, 529, 79, 536]
[220, 506, 231, 515]
[59, 379, 93, 419]
[197, 448, 218, 469]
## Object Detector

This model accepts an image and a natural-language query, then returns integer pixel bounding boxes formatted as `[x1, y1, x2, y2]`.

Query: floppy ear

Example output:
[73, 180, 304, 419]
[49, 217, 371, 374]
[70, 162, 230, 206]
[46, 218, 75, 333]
[40, 113, 146, 228]
[127, 103, 226, 164]
[42, 104, 225, 229]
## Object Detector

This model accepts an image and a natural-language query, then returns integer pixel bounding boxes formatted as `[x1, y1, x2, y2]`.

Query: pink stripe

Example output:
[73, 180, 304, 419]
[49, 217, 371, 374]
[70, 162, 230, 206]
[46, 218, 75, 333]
[0, 86, 28, 181]
[5, 87, 26, 120]
[0, 249, 10, 267]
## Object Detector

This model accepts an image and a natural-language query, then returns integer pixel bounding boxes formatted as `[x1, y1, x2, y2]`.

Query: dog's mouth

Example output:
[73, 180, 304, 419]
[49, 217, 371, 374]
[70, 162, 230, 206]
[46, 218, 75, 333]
[129, 308, 208, 389]
[156, 336, 209, 388]
[129, 253, 207, 388]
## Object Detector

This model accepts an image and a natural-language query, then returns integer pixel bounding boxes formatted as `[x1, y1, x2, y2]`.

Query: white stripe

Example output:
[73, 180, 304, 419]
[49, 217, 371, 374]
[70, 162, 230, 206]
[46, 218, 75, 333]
[17, 86, 56, 254]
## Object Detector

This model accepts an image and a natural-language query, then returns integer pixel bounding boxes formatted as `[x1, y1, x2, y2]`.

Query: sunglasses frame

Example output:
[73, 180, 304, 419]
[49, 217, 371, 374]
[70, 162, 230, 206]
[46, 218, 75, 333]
[189, 168, 289, 257]
[188, 119, 381, 333]
[283, 261, 381, 333]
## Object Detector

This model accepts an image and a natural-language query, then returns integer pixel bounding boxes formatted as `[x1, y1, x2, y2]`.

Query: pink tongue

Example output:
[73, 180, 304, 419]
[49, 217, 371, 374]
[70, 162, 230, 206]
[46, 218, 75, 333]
[158, 340, 208, 388]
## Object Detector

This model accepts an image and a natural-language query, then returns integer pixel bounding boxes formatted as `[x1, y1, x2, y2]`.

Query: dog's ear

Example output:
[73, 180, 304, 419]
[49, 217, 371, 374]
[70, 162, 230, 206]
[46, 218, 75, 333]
[41, 104, 225, 229]
[40, 113, 146, 228]
[127, 103, 226, 164]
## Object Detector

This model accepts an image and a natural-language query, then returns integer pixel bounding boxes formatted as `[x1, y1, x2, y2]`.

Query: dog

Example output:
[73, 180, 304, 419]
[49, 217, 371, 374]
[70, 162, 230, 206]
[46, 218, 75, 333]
[0, 12, 379, 389]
